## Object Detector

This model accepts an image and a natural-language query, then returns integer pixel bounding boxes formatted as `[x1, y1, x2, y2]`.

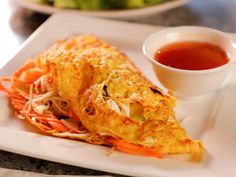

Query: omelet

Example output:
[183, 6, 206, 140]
[42, 35, 204, 160]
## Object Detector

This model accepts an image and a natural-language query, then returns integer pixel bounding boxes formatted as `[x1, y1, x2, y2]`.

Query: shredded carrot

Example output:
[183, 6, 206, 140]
[12, 77, 30, 85]
[0, 77, 11, 93]
[106, 137, 164, 159]
[28, 113, 55, 118]
[10, 60, 44, 93]
[47, 121, 68, 132]
[14, 60, 36, 78]
[28, 117, 52, 131]
[19, 68, 44, 83]
[34, 117, 65, 123]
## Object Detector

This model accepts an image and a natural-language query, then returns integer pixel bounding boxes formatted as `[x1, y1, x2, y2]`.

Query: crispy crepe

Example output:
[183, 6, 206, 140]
[42, 35, 204, 159]
[0, 35, 204, 160]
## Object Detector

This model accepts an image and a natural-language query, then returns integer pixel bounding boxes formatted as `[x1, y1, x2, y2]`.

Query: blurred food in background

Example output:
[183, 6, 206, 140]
[27, 0, 174, 10]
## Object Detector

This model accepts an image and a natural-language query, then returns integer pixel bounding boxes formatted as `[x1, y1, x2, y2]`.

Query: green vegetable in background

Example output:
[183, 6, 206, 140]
[78, 0, 125, 10]
[127, 0, 167, 8]
[54, 0, 79, 8]
[28, 0, 53, 5]
[27, 0, 172, 10]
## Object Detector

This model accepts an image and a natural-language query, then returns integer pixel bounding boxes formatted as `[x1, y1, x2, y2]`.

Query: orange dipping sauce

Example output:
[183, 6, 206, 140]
[155, 41, 229, 70]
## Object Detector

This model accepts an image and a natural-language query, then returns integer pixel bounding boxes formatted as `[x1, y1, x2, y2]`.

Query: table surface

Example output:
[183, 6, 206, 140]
[1, 0, 236, 176]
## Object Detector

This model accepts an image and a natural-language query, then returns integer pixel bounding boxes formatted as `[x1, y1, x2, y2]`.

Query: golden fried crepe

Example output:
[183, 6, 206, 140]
[42, 35, 204, 160]
[0, 35, 204, 160]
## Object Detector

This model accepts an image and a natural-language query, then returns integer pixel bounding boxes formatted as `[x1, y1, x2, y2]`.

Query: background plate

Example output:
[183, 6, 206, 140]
[0, 13, 236, 177]
[14, 0, 189, 19]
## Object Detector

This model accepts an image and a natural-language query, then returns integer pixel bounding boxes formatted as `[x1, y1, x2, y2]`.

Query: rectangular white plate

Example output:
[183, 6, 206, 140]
[0, 13, 236, 177]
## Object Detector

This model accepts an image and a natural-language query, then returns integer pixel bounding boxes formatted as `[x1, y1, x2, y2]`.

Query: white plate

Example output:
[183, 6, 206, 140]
[14, 0, 189, 19]
[0, 13, 236, 177]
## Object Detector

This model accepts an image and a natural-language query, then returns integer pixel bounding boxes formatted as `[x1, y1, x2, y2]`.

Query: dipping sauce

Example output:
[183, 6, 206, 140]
[155, 41, 229, 70]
